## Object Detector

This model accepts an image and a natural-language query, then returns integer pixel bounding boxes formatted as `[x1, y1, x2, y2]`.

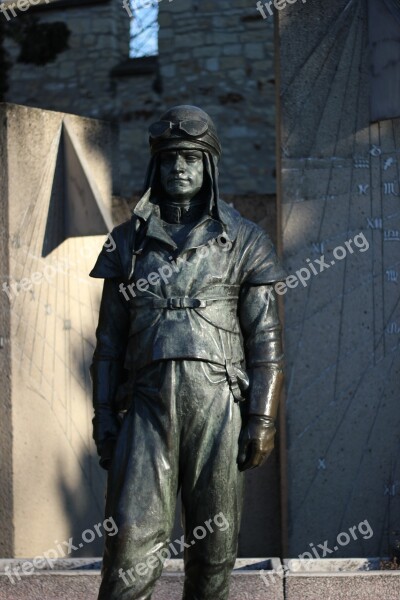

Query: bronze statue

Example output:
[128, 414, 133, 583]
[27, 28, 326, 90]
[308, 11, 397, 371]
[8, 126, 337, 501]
[90, 105, 285, 600]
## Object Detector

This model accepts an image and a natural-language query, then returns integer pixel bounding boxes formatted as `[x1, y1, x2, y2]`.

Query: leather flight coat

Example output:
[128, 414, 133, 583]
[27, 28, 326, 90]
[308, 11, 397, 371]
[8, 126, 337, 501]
[90, 189, 286, 459]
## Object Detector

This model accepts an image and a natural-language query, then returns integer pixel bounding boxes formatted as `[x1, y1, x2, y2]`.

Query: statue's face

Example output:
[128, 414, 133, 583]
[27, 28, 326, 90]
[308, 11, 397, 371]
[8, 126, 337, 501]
[160, 149, 204, 201]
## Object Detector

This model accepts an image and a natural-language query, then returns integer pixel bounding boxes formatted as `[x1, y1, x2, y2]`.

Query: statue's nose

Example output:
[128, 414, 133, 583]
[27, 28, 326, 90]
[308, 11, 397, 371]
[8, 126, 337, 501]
[172, 155, 185, 172]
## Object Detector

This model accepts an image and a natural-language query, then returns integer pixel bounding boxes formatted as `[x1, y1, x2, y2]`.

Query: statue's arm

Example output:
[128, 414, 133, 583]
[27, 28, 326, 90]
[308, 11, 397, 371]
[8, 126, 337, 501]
[237, 284, 284, 471]
[90, 277, 130, 470]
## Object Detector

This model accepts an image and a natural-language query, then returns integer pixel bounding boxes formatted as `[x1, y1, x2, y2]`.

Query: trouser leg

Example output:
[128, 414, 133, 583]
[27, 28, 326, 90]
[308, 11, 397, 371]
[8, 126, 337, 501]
[97, 359, 245, 600]
[179, 361, 245, 600]
[98, 362, 179, 600]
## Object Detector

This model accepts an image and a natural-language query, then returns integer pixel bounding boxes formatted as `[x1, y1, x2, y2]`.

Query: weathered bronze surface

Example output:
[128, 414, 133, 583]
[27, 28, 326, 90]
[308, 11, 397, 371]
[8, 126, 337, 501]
[90, 105, 285, 600]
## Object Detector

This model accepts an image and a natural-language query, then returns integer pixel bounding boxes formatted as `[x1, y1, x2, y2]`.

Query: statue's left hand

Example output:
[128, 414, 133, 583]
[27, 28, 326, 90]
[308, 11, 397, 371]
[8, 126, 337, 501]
[237, 415, 276, 472]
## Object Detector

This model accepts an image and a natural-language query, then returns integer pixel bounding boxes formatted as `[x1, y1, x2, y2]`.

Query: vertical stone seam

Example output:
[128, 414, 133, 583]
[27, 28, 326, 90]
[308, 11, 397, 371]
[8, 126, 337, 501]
[0, 103, 14, 557]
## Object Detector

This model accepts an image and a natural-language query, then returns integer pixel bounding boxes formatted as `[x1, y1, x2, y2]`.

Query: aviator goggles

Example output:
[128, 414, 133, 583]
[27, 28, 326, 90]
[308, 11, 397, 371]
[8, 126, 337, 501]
[149, 119, 209, 140]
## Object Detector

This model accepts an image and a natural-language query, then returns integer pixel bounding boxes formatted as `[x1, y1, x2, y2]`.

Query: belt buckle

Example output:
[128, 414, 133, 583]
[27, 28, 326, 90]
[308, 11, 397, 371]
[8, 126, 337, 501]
[166, 297, 202, 309]
[167, 298, 181, 309]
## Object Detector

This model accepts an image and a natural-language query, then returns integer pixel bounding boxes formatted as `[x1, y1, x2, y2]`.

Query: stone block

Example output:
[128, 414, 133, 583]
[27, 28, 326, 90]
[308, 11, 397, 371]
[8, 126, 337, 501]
[91, 19, 112, 34]
[192, 45, 222, 58]
[244, 43, 265, 59]
[158, 12, 173, 27]
[161, 64, 176, 78]
[222, 44, 243, 56]
[284, 559, 400, 600]
[278, 0, 400, 558]
[0, 559, 284, 600]
[205, 57, 220, 72]
[174, 32, 205, 48]
[219, 56, 245, 70]
[160, 0, 191, 13]
[0, 104, 113, 558]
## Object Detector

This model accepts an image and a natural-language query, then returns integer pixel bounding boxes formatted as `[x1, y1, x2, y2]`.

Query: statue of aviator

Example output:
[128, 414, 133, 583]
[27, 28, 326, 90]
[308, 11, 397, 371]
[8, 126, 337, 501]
[89, 105, 286, 600]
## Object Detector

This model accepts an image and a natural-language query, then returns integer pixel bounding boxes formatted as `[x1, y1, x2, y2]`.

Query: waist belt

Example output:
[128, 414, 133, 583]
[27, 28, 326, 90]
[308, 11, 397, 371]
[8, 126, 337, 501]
[131, 296, 238, 310]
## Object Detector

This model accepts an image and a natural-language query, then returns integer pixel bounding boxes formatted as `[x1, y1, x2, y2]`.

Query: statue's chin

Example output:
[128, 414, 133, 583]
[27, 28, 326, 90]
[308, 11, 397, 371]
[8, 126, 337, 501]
[164, 186, 196, 203]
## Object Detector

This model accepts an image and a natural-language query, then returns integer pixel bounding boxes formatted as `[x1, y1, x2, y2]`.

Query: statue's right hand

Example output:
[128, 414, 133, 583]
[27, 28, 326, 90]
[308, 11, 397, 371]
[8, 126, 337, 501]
[99, 437, 117, 471]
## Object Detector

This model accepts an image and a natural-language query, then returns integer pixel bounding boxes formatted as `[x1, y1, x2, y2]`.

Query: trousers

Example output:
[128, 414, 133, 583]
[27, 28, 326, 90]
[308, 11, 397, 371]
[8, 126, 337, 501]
[98, 359, 245, 600]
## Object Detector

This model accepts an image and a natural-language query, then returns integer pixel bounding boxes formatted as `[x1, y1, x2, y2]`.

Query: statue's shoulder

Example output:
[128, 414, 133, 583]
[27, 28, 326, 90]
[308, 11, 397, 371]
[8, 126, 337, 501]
[218, 198, 286, 282]
[218, 198, 241, 220]
[112, 217, 135, 237]
[110, 216, 137, 250]
[218, 198, 274, 245]
[89, 216, 138, 280]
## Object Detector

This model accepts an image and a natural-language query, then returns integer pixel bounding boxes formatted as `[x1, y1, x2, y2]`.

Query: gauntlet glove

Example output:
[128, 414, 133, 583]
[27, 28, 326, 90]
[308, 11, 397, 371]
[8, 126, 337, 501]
[238, 284, 284, 471]
[90, 278, 130, 470]
[90, 359, 125, 470]
[237, 415, 276, 471]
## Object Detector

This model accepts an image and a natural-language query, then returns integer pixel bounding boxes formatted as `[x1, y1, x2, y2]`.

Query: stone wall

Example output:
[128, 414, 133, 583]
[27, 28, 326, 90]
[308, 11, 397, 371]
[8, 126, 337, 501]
[159, 0, 276, 195]
[0, 104, 116, 558]
[278, 0, 400, 558]
[3, 0, 277, 200]
[118, 0, 277, 196]
[3, 1, 129, 119]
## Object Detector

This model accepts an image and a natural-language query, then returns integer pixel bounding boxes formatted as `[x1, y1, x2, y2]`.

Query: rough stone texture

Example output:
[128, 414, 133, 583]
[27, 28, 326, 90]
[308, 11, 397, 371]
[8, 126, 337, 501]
[278, 2, 400, 558]
[0, 103, 117, 558]
[3, 0, 276, 199]
[154, 0, 276, 196]
[0, 558, 284, 600]
[284, 559, 400, 600]
[0, 573, 278, 600]
[285, 573, 400, 600]
[285, 558, 381, 572]
[368, 0, 400, 122]
[3, 2, 129, 120]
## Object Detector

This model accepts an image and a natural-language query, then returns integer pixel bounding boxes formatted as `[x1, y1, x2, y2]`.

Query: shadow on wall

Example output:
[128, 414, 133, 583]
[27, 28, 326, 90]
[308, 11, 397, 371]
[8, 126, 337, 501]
[51, 255, 108, 559]
[56, 451, 107, 558]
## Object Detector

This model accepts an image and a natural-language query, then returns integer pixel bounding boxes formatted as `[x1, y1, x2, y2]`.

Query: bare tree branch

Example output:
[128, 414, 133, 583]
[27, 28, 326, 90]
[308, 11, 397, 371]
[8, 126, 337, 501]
[129, 0, 159, 58]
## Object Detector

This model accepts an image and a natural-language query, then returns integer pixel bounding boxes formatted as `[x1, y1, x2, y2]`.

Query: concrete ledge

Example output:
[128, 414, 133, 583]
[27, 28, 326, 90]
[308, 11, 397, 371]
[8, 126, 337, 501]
[0, 558, 283, 600]
[284, 559, 400, 600]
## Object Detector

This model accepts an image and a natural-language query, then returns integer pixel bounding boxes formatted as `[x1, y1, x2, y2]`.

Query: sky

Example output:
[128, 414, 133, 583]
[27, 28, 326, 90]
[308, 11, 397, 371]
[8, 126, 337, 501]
[129, 1, 159, 58]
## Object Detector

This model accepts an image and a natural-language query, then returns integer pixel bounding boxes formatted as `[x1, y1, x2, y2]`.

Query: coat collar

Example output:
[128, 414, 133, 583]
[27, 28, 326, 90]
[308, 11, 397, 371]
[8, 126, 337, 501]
[144, 207, 225, 254]
[133, 188, 240, 245]
[146, 214, 177, 251]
